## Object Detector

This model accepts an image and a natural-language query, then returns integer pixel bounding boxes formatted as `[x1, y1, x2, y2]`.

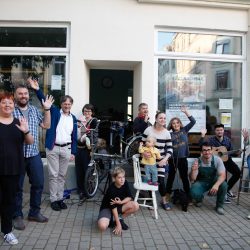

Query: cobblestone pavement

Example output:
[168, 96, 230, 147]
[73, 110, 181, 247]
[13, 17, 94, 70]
[1, 184, 250, 250]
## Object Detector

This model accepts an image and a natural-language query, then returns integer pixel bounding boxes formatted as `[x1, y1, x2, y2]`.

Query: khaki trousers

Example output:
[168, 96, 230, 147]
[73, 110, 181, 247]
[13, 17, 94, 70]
[46, 145, 71, 202]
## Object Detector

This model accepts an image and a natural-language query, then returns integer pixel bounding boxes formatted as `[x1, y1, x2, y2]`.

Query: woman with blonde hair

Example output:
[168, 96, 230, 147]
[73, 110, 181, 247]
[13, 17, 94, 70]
[166, 106, 196, 209]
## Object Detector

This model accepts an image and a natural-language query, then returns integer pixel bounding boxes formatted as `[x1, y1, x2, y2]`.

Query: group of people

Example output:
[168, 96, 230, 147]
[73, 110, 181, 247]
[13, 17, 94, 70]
[1, 82, 249, 243]
[133, 102, 248, 217]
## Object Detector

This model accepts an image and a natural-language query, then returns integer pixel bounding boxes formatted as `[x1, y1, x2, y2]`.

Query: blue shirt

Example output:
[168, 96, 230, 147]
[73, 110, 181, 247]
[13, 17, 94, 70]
[171, 116, 196, 158]
[200, 135, 234, 159]
[13, 105, 43, 158]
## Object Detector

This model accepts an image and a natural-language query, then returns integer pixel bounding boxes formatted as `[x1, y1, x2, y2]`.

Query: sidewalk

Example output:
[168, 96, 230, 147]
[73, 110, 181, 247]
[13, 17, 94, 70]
[1, 184, 250, 249]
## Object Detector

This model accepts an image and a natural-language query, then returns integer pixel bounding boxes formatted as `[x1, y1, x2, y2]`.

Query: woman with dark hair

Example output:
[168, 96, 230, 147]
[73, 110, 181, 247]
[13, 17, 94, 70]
[166, 106, 196, 208]
[142, 111, 173, 210]
[75, 104, 98, 204]
[0, 91, 34, 245]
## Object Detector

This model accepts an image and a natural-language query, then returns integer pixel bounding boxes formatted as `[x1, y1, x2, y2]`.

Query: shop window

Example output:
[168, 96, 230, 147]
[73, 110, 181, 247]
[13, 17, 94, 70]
[157, 31, 242, 55]
[158, 58, 242, 154]
[0, 55, 66, 155]
[0, 27, 66, 47]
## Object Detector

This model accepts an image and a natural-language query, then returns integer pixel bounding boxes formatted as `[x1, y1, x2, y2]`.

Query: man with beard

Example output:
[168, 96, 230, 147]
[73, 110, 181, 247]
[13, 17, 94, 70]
[133, 103, 151, 135]
[13, 82, 54, 230]
[200, 124, 241, 203]
[190, 142, 227, 215]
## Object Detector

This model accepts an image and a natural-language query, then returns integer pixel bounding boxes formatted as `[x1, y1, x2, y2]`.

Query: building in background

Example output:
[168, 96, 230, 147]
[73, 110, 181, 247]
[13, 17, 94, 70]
[0, 0, 249, 154]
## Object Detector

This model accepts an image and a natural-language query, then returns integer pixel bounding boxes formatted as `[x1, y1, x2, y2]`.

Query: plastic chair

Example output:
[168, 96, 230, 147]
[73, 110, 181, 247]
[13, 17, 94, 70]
[132, 154, 158, 219]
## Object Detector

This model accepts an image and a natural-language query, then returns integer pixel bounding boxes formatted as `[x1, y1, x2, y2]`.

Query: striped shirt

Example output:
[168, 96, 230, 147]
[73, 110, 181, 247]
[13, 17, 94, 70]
[13, 105, 43, 158]
[142, 126, 173, 177]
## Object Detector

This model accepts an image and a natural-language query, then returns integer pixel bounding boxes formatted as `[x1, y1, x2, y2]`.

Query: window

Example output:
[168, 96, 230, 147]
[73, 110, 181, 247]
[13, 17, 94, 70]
[157, 31, 242, 55]
[216, 41, 230, 54]
[0, 25, 69, 156]
[216, 71, 229, 90]
[0, 27, 66, 47]
[157, 29, 244, 156]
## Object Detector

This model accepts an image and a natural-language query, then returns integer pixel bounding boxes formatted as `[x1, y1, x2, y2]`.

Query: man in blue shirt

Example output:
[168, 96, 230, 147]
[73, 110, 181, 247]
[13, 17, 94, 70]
[13, 83, 54, 230]
[29, 79, 78, 212]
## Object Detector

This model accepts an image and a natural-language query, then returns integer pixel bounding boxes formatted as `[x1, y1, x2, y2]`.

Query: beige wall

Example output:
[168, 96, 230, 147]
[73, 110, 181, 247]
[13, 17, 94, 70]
[0, 0, 249, 121]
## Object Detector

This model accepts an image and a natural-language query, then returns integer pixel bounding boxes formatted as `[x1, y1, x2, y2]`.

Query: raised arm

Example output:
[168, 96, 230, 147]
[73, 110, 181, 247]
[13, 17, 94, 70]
[242, 128, 249, 146]
[198, 128, 207, 146]
[28, 77, 54, 129]
[181, 105, 196, 132]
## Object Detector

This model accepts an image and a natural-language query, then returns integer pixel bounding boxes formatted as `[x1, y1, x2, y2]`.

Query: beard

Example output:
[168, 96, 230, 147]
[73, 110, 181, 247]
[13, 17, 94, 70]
[16, 99, 28, 108]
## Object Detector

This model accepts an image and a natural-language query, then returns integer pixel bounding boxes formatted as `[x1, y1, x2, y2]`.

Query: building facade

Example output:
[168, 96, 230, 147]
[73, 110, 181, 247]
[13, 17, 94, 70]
[0, 0, 250, 152]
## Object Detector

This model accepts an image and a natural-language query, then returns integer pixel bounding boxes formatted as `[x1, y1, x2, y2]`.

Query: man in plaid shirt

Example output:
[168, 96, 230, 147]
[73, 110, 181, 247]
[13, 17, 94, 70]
[13, 82, 54, 230]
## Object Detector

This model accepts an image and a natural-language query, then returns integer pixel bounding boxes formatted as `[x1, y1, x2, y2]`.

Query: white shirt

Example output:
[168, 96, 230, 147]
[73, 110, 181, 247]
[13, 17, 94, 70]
[55, 110, 73, 144]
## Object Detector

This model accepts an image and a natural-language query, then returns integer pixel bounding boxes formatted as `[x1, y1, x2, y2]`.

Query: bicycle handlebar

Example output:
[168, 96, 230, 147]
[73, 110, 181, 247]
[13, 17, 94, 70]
[93, 153, 122, 159]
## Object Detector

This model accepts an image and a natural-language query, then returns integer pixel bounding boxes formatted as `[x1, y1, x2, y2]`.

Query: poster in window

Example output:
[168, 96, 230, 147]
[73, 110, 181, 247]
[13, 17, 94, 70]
[220, 112, 231, 128]
[165, 74, 206, 132]
[51, 75, 62, 90]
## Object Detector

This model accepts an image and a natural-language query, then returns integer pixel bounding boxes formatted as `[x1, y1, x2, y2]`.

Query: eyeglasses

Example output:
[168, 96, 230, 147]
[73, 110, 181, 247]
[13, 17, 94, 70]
[83, 110, 92, 113]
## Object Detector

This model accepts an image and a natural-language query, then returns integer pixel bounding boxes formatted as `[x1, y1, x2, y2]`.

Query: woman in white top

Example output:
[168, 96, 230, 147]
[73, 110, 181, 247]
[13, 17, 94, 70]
[142, 111, 173, 210]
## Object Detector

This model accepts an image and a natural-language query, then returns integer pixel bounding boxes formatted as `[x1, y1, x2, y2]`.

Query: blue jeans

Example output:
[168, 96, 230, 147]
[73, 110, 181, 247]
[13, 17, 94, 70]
[247, 155, 250, 178]
[14, 154, 44, 217]
[144, 164, 158, 183]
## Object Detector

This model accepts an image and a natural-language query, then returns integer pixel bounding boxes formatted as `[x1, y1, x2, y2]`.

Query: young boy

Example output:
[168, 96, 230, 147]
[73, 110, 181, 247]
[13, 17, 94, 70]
[97, 167, 139, 235]
[139, 136, 161, 186]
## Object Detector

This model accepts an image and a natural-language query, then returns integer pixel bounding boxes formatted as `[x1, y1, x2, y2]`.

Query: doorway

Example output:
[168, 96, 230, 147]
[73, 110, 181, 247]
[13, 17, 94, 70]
[90, 69, 133, 151]
[90, 69, 133, 122]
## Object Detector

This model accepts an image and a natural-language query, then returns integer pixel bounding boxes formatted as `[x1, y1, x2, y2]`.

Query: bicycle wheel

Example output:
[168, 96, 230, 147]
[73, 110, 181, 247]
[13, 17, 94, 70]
[83, 161, 99, 198]
[125, 135, 142, 163]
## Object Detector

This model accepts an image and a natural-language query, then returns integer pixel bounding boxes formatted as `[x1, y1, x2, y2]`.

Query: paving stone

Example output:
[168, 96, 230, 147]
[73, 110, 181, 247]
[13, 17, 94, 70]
[1, 190, 250, 249]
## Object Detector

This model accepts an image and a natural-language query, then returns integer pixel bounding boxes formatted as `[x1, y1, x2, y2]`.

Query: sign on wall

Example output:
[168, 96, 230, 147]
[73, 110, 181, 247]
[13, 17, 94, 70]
[165, 74, 206, 132]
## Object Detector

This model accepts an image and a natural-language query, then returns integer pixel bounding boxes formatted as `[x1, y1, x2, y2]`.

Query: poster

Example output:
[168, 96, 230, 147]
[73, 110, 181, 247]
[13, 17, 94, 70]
[219, 99, 233, 110]
[165, 74, 206, 132]
[220, 112, 231, 127]
[51, 75, 62, 90]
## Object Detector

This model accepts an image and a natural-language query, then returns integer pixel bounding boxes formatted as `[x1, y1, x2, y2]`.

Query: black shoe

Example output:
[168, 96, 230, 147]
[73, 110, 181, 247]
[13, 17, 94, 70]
[182, 204, 188, 212]
[58, 200, 67, 209]
[28, 213, 48, 223]
[13, 216, 25, 230]
[79, 192, 85, 200]
[51, 201, 61, 211]
[119, 219, 129, 230]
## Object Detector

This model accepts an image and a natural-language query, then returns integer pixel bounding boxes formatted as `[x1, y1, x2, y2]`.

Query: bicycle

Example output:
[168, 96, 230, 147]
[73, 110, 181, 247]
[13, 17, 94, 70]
[83, 120, 142, 199]
[108, 120, 142, 163]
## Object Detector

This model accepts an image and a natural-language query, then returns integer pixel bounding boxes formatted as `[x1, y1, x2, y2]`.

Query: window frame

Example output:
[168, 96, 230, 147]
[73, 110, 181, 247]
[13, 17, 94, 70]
[154, 27, 247, 147]
[0, 22, 70, 93]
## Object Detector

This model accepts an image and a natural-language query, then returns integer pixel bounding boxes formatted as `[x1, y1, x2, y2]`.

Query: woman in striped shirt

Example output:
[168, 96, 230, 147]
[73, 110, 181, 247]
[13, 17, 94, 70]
[142, 111, 173, 210]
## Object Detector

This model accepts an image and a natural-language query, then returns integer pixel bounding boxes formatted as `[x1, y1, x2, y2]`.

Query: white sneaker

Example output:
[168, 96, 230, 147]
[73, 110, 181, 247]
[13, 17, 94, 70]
[4, 232, 18, 245]
[216, 207, 225, 215]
